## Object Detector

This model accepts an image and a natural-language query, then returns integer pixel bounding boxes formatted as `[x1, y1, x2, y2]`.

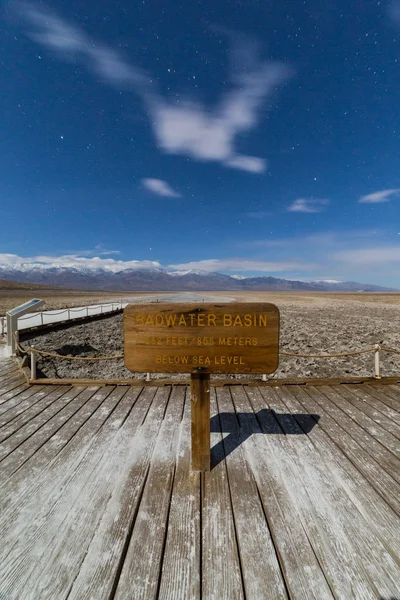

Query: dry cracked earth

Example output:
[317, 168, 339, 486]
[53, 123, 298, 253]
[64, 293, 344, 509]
[20, 294, 400, 380]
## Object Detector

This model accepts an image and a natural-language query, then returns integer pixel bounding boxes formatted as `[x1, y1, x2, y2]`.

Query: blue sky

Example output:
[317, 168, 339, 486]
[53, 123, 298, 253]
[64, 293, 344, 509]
[1, 0, 400, 285]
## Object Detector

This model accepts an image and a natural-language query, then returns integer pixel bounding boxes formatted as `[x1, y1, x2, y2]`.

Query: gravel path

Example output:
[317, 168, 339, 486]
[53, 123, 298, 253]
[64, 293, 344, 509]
[21, 297, 400, 380]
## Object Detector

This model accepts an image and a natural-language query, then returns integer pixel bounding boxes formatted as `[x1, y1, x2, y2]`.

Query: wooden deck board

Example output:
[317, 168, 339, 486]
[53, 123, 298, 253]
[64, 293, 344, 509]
[0, 385, 46, 417]
[269, 386, 400, 598]
[158, 393, 201, 600]
[0, 386, 72, 446]
[335, 384, 400, 440]
[237, 386, 334, 599]
[216, 387, 288, 599]
[0, 371, 399, 599]
[201, 388, 245, 600]
[349, 384, 400, 424]
[307, 386, 400, 483]
[114, 387, 184, 600]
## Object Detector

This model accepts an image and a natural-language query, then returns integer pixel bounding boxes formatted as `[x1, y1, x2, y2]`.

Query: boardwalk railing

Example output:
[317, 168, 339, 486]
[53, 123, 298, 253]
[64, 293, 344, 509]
[2, 301, 128, 334]
[12, 332, 400, 383]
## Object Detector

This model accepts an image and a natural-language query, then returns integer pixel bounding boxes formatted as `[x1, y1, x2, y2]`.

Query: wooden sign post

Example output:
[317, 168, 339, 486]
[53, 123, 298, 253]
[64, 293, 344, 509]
[124, 302, 280, 471]
[190, 368, 210, 471]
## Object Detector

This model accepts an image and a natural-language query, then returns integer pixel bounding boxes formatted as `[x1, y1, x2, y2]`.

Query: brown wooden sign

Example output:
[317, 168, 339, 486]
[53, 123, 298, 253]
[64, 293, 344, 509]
[124, 302, 280, 374]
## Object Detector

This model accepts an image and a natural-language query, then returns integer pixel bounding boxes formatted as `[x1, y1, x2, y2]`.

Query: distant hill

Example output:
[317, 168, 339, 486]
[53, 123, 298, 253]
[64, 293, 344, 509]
[0, 266, 397, 293]
[0, 279, 65, 291]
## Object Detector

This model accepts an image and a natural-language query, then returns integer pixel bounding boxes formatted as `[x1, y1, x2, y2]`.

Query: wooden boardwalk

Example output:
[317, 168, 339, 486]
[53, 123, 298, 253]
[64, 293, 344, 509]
[0, 357, 399, 599]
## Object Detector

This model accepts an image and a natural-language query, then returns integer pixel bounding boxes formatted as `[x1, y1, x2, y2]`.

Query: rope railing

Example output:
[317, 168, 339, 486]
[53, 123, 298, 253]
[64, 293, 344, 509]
[280, 347, 376, 358]
[13, 333, 123, 361]
[16, 303, 121, 320]
[379, 346, 400, 355]
[13, 332, 400, 361]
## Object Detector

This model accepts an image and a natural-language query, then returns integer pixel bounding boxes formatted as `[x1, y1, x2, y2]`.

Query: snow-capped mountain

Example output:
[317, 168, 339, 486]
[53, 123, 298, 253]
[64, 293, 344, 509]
[0, 264, 396, 292]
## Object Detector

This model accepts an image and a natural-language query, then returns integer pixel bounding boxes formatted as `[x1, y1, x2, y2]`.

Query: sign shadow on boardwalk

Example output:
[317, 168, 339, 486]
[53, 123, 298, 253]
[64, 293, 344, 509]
[210, 409, 320, 470]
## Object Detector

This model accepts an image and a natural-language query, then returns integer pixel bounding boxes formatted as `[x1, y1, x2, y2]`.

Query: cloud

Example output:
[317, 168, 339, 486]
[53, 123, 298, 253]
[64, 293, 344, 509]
[287, 198, 329, 213]
[19, 3, 147, 88]
[67, 245, 121, 257]
[15, 3, 291, 173]
[0, 253, 161, 273]
[142, 178, 181, 198]
[358, 189, 400, 203]
[0, 253, 313, 275]
[167, 258, 314, 272]
[334, 246, 400, 267]
[147, 57, 289, 173]
[224, 155, 266, 173]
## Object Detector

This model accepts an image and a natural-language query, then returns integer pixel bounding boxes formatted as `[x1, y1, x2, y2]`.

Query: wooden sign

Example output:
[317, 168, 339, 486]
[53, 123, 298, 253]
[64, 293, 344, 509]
[124, 302, 279, 471]
[124, 302, 280, 374]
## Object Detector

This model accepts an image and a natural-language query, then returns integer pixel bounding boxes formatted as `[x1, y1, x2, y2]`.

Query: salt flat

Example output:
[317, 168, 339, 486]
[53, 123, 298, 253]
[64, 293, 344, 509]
[20, 292, 400, 380]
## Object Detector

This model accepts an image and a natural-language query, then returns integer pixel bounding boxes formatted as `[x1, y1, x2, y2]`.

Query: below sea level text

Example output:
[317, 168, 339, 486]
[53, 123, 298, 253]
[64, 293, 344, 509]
[156, 355, 245, 366]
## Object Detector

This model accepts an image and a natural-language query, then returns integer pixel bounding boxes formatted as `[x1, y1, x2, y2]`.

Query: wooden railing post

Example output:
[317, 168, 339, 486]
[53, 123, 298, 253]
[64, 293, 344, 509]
[374, 344, 381, 379]
[31, 347, 37, 381]
[191, 368, 210, 471]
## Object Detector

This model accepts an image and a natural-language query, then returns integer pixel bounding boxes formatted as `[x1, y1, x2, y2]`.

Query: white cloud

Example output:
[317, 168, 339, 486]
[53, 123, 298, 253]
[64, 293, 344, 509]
[287, 198, 329, 213]
[0, 253, 313, 275]
[147, 58, 289, 173]
[16, 3, 291, 173]
[142, 178, 181, 198]
[0, 253, 161, 273]
[358, 189, 400, 203]
[225, 155, 266, 173]
[167, 258, 314, 272]
[20, 3, 146, 88]
[334, 246, 400, 267]
[67, 245, 121, 257]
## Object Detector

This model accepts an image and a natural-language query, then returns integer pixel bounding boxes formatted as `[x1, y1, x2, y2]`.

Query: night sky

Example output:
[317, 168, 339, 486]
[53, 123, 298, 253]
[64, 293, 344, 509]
[1, 0, 400, 285]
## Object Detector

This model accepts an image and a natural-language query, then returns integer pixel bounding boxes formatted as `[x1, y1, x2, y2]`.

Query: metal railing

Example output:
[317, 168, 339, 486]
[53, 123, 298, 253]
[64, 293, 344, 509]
[2, 301, 127, 334]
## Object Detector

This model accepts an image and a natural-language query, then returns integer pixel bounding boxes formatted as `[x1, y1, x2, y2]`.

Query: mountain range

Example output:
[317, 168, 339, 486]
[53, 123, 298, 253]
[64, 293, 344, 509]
[0, 265, 397, 292]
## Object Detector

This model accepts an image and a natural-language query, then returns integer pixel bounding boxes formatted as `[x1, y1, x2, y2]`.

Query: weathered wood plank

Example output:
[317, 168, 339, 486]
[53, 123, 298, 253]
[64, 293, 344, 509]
[29, 386, 157, 600]
[350, 385, 400, 424]
[0, 385, 131, 522]
[0, 386, 146, 599]
[325, 385, 400, 458]
[298, 386, 400, 515]
[0, 386, 72, 446]
[279, 386, 400, 562]
[0, 382, 27, 401]
[202, 388, 244, 600]
[316, 386, 400, 483]
[336, 385, 400, 439]
[259, 386, 400, 598]
[387, 385, 400, 405]
[238, 386, 334, 599]
[0, 365, 20, 380]
[217, 386, 288, 599]
[158, 392, 201, 600]
[0, 387, 85, 463]
[0, 372, 27, 395]
[113, 387, 185, 600]
[0, 386, 123, 502]
[0, 384, 45, 416]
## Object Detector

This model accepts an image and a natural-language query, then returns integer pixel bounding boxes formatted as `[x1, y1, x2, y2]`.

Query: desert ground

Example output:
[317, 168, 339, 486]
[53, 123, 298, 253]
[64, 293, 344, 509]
[18, 291, 400, 380]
